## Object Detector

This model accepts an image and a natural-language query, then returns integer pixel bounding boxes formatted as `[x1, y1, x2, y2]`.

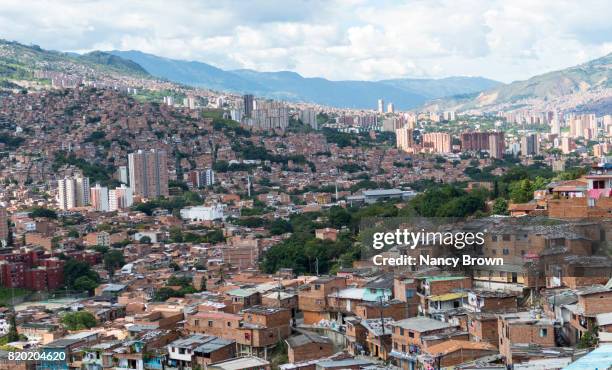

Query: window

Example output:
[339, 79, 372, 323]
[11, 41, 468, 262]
[593, 180, 605, 189]
[402, 344, 406, 352]
[314, 284, 321, 290]
[208, 320, 213, 327]
[405, 289, 415, 298]
[194, 320, 199, 327]
[227, 322, 231, 327]
[400, 328, 404, 336]
[492, 249, 497, 255]
[408, 331, 414, 338]
[540, 328, 548, 337]
[502, 248, 509, 255]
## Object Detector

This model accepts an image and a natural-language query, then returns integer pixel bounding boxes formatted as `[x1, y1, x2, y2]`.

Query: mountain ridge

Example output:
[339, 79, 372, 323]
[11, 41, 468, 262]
[423, 52, 612, 112]
[108, 49, 502, 110]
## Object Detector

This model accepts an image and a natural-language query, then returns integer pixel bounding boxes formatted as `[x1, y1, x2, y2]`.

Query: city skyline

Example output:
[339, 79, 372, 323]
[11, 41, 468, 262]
[1, 0, 611, 83]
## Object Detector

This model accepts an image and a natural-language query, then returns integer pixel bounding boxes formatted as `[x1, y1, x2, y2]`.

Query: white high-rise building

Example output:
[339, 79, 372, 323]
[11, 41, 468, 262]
[377, 99, 384, 113]
[551, 117, 561, 136]
[58, 176, 90, 210]
[117, 166, 129, 185]
[299, 108, 317, 130]
[90, 184, 109, 212]
[203, 169, 215, 186]
[387, 103, 394, 113]
[109, 184, 133, 212]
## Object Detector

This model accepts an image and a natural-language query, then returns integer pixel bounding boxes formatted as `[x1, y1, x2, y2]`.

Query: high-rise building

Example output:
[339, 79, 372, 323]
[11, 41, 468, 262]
[109, 184, 134, 211]
[551, 117, 561, 136]
[461, 132, 490, 152]
[58, 176, 90, 210]
[520, 133, 540, 156]
[422, 132, 452, 154]
[387, 103, 394, 113]
[488, 132, 505, 159]
[90, 184, 109, 212]
[0, 207, 8, 245]
[243, 94, 254, 117]
[128, 149, 169, 198]
[443, 111, 456, 121]
[185, 169, 215, 188]
[377, 99, 384, 113]
[396, 127, 414, 152]
[250, 100, 289, 130]
[299, 108, 318, 130]
[117, 166, 129, 185]
[561, 137, 572, 154]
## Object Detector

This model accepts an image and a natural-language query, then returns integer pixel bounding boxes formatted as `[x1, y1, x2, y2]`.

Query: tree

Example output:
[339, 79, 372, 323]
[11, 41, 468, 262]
[67, 228, 79, 238]
[73, 276, 99, 292]
[61, 311, 97, 330]
[139, 236, 152, 244]
[103, 250, 125, 278]
[64, 259, 100, 291]
[29, 207, 57, 219]
[7, 314, 19, 342]
[492, 198, 509, 215]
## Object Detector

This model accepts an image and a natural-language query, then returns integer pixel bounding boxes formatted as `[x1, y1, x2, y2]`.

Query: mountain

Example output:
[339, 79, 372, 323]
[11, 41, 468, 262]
[228, 68, 427, 109]
[108, 50, 260, 92]
[0, 40, 151, 81]
[109, 50, 501, 110]
[79, 51, 150, 76]
[379, 76, 501, 100]
[424, 53, 612, 112]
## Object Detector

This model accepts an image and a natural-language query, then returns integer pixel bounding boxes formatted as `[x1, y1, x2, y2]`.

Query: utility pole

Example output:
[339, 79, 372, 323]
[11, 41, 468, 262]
[379, 295, 385, 336]
[315, 257, 319, 276]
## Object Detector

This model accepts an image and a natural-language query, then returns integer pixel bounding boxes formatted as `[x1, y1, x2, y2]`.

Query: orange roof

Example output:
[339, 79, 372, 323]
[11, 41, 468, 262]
[425, 340, 496, 356]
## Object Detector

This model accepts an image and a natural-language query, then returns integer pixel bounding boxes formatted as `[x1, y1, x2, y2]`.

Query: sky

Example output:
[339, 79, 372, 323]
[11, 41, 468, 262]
[1, 0, 611, 83]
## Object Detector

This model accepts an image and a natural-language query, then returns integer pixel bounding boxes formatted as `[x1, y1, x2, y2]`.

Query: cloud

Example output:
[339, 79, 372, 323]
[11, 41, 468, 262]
[0, 0, 610, 82]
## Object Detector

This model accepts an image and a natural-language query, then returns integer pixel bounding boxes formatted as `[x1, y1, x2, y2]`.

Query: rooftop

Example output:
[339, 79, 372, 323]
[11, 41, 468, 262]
[393, 317, 453, 332]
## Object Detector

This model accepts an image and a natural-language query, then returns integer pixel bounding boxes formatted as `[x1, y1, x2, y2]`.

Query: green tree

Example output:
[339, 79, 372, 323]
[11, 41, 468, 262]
[103, 250, 125, 278]
[7, 314, 19, 342]
[61, 311, 97, 330]
[139, 236, 152, 244]
[491, 198, 509, 215]
[73, 276, 99, 292]
[64, 259, 100, 291]
[29, 207, 57, 219]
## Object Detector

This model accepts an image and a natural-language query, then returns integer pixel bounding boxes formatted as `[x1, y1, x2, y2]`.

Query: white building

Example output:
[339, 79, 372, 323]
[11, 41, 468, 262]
[58, 176, 90, 210]
[180, 204, 225, 221]
[109, 184, 133, 211]
[90, 184, 109, 212]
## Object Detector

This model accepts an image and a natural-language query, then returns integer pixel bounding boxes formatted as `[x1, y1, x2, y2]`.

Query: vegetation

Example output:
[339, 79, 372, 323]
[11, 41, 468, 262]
[61, 311, 97, 330]
[153, 275, 198, 301]
[28, 207, 57, 219]
[53, 151, 115, 185]
[0, 287, 29, 306]
[63, 259, 100, 292]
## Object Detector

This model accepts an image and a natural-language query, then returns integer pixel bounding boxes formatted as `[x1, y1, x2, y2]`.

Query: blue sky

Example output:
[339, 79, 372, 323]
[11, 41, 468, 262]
[1, 0, 611, 83]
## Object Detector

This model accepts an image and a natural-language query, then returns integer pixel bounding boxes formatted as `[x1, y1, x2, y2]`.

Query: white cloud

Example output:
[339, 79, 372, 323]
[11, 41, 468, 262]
[0, 0, 610, 82]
